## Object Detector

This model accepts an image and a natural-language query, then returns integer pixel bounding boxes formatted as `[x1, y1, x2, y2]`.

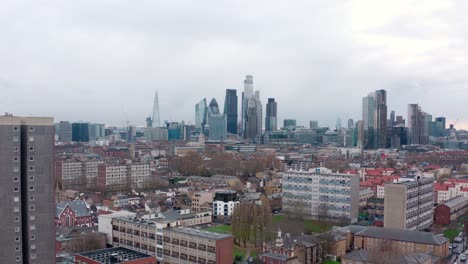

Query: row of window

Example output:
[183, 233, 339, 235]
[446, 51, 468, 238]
[13, 126, 35, 132]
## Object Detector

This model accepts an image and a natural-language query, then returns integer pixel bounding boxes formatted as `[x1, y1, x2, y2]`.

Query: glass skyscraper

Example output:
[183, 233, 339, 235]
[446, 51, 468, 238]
[195, 98, 208, 132]
[224, 89, 238, 135]
[265, 98, 277, 132]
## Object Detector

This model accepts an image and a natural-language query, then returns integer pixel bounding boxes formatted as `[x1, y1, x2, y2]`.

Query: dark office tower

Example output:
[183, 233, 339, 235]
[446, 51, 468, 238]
[362, 93, 375, 149]
[374, 90, 387, 148]
[224, 89, 238, 135]
[0, 116, 55, 263]
[265, 98, 277, 132]
[58, 121, 72, 142]
[72, 123, 90, 142]
[435, 117, 446, 136]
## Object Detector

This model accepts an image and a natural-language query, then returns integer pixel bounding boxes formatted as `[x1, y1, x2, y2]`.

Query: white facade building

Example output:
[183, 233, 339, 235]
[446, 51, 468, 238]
[282, 167, 360, 223]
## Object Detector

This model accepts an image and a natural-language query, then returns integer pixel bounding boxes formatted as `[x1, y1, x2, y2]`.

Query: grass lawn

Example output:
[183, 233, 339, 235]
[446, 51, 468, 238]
[205, 225, 232, 234]
[234, 246, 246, 260]
[324, 261, 340, 264]
[444, 228, 459, 242]
[273, 215, 332, 233]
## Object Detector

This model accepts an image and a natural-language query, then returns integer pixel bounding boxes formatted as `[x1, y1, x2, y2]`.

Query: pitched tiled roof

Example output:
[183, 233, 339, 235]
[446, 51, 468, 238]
[56, 200, 90, 218]
[355, 226, 448, 245]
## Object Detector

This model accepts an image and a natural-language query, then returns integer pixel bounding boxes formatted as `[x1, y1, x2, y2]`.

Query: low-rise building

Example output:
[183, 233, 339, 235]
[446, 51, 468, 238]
[434, 196, 468, 225]
[161, 227, 233, 264]
[56, 200, 92, 227]
[191, 191, 213, 212]
[56, 226, 106, 255]
[342, 249, 436, 264]
[352, 226, 449, 259]
[75, 247, 157, 264]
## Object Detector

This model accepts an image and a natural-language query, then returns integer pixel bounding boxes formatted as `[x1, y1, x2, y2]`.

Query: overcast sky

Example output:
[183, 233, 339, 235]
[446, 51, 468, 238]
[1, 0, 468, 129]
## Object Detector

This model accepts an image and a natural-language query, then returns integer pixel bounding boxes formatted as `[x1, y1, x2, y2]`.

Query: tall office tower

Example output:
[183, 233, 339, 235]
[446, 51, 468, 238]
[241, 75, 263, 138]
[374, 89, 388, 148]
[151, 90, 161, 128]
[207, 98, 227, 140]
[362, 93, 375, 149]
[309, 120, 319, 129]
[127, 125, 136, 142]
[254, 90, 262, 137]
[395, 115, 405, 126]
[0, 116, 55, 263]
[88, 123, 105, 140]
[407, 104, 431, 145]
[265, 98, 277, 132]
[58, 121, 72, 142]
[384, 178, 434, 231]
[195, 98, 208, 132]
[336, 118, 342, 130]
[389, 110, 396, 127]
[282, 168, 360, 223]
[72, 122, 90, 142]
[435, 117, 446, 137]
[347, 119, 354, 129]
[245, 97, 259, 141]
[223, 89, 238, 135]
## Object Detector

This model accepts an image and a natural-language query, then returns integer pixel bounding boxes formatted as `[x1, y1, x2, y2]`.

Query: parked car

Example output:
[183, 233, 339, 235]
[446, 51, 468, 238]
[460, 254, 467, 262]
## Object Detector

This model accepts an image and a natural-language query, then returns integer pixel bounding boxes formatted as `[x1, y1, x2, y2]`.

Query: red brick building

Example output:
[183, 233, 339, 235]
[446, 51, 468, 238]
[56, 200, 92, 227]
[434, 196, 468, 225]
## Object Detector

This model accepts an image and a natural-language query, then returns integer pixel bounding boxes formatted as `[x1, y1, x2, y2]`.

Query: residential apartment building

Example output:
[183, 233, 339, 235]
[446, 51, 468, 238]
[213, 191, 239, 218]
[191, 191, 214, 212]
[0, 116, 56, 263]
[282, 168, 360, 223]
[97, 163, 151, 191]
[434, 179, 468, 203]
[56, 159, 104, 189]
[384, 177, 434, 231]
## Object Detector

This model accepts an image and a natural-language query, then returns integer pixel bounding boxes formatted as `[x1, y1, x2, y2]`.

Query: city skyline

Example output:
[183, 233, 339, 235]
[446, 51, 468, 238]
[2, 1, 468, 129]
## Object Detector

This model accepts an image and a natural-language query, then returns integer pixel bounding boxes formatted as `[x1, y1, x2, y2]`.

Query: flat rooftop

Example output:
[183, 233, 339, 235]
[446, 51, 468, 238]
[169, 226, 232, 240]
[76, 247, 154, 263]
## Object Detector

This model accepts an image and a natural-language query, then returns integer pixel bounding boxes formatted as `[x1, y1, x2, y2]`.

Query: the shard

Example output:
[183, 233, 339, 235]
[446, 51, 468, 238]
[151, 90, 160, 127]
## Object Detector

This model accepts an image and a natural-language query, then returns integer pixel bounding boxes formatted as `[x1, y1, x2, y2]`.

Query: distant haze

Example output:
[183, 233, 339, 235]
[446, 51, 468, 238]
[1, 1, 468, 129]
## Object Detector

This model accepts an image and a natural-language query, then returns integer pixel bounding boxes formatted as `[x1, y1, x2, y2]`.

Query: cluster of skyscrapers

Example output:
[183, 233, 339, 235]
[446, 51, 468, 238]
[193, 75, 278, 143]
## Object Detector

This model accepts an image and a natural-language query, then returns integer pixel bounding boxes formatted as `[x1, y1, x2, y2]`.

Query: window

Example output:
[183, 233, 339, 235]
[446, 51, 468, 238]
[13, 147, 19, 152]
[14, 196, 19, 202]
[29, 127, 34, 132]
[15, 247, 20, 252]
[14, 217, 19, 222]
[14, 187, 19, 192]
[16, 256, 20, 262]
[13, 166, 19, 172]
[29, 136, 34, 142]
[31, 253, 36, 259]
[13, 136, 19, 142]
[30, 205, 35, 211]
[14, 227, 20, 232]
[15, 237, 20, 242]
[30, 196, 34, 201]
[31, 235, 36, 240]
[30, 215, 35, 221]
[13, 156, 19, 162]
[13, 126, 19, 131]
[30, 225, 35, 230]
[29, 146, 34, 151]
[29, 186, 34, 191]
[14, 177, 18, 182]
[29, 156, 34, 161]
[31, 244, 35, 250]
[29, 166, 34, 171]
[14, 207, 19, 213]
[29, 176, 34, 181]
